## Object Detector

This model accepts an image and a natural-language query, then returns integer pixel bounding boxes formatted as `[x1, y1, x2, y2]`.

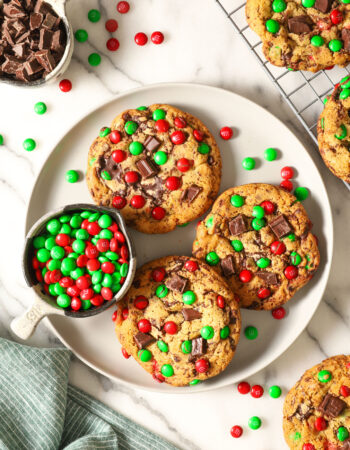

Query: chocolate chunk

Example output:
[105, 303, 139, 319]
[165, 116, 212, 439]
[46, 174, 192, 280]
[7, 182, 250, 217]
[269, 215, 292, 239]
[182, 308, 202, 321]
[2, 26, 15, 46]
[3, 3, 26, 19]
[288, 16, 312, 34]
[15, 66, 29, 81]
[314, 0, 332, 13]
[34, 0, 51, 14]
[257, 271, 278, 285]
[30, 13, 43, 30]
[133, 332, 155, 349]
[11, 20, 26, 38]
[35, 49, 56, 71]
[144, 135, 161, 152]
[181, 185, 202, 204]
[220, 255, 235, 277]
[165, 274, 189, 294]
[136, 158, 158, 179]
[15, 31, 30, 44]
[24, 56, 42, 75]
[228, 214, 247, 235]
[2, 55, 21, 74]
[318, 393, 346, 418]
[39, 28, 53, 50]
[342, 29, 350, 52]
[12, 42, 27, 58]
[51, 29, 64, 52]
[290, 404, 314, 421]
[42, 13, 57, 30]
[191, 337, 207, 356]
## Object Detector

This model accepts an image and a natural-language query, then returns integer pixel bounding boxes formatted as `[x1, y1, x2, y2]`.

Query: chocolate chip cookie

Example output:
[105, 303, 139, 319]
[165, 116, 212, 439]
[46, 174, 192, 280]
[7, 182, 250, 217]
[192, 183, 320, 311]
[114, 256, 241, 387]
[318, 76, 350, 183]
[283, 355, 350, 449]
[86, 104, 221, 234]
[246, 0, 350, 72]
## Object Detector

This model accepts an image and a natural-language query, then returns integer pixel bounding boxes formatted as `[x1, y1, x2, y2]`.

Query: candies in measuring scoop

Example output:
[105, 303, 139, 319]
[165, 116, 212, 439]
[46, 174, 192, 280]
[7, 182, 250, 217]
[31, 210, 130, 311]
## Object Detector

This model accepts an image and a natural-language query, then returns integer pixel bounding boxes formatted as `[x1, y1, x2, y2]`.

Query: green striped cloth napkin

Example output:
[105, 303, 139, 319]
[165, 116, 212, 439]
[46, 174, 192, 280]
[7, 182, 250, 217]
[0, 338, 178, 450]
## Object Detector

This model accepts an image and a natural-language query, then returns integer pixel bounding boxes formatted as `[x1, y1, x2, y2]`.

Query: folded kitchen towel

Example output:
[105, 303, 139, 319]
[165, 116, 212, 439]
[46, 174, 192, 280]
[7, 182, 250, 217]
[0, 338, 178, 450]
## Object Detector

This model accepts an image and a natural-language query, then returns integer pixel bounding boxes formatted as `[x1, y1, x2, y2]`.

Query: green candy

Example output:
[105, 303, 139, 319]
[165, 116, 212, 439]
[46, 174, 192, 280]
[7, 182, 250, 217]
[72, 239, 86, 254]
[242, 157, 255, 170]
[321, 117, 325, 130]
[47, 260, 61, 271]
[70, 215, 83, 228]
[231, 239, 243, 252]
[57, 294, 71, 308]
[71, 268, 85, 280]
[265, 19, 280, 34]
[290, 432, 301, 441]
[341, 75, 350, 89]
[98, 214, 112, 228]
[81, 211, 91, 219]
[88, 212, 100, 222]
[65, 170, 79, 183]
[245, 326, 258, 340]
[33, 236, 45, 249]
[23, 138, 36, 151]
[47, 219, 60, 235]
[177, 222, 189, 227]
[61, 258, 76, 273]
[138, 349, 152, 362]
[48, 284, 56, 296]
[230, 194, 244, 207]
[272, 0, 286, 12]
[88, 9, 100, 22]
[100, 229, 113, 239]
[101, 170, 111, 180]
[220, 326, 230, 339]
[59, 215, 71, 224]
[290, 251, 302, 266]
[156, 285, 168, 298]
[287, 233, 296, 242]
[125, 121, 138, 135]
[182, 290, 196, 305]
[154, 151, 168, 165]
[37, 248, 50, 263]
[88, 53, 101, 66]
[51, 246, 65, 260]
[129, 141, 143, 155]
[335, 124, 347, 140]
[295, 186, 309, 201]
[120, 263, 128, 277]
[323, 97, 328, 105]
[252, 205, 265, 219]
[76, 229, 89, 240]
[256, 257, 270, 268]
[269, 385, 282, 398]
[252, 217, 266, 230]
[341, 0, 350, 4]
[189, 379, 201, 386]
[302, 0, 315, 6]
[93, 284, 102, 293]
[157, 340, 169, 353]
[197, 143, 210, 154]
[102, 274, 113, 287]
[264, 147, 277, 161]
[60, 224, 71, 235]
[34, 101, 47, 115]
[0, 134, 3, 145]
[311, 35, 324, 47]
[337, 427, 349, 442]
[206, 217, 214, 228]
[99, 127, 111, 137]
[205, 251, 219, 265]
[42, 267, 48, 277]
[161, 364, 174, 377]
[318, 369, 332, 383]
[201, 326, 214, 340]
[340, 88, 350, 100]
[248, 416, 261, 430]
[81, 300, 92, 310]
[153, 109, 166, 121]
[329, 39, 343, 52]
[181, 340, 192, 354]
[92, 271, 103, 284]
[137, 106, 148, 111]
[105, 251, 118, 261]
[111, 283, 121, 293]
[75, 29, 88, 42]
[98, 256, 108, 263]
[89, 158, 96, 166]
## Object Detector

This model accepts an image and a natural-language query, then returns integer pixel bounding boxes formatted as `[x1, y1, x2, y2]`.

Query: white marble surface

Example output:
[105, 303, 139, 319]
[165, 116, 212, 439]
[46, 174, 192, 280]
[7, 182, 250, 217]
[0, 0, 349, 449]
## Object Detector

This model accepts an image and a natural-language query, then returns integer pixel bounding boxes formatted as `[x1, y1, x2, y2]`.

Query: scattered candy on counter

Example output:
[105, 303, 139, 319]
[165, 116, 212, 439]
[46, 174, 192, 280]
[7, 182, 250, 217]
[269, 385, 282, 398]
[244, 325, 258, 340]
[75, 29, 88, 43]
[88, 9, 101, 23]
[106, 19, 118, 32]
[251, 384, 264, 398]
[117, 1, 130, 14]
[238, 381, 251, 394]
[34, 102, 47, 115]
[107, 38, 120, 52]
[219, 126, 233, 140]
[151, 31, 164, 45]
[242, 156, 256, 170]
[23, 138, 36, 152]
[59, 79, 72, 92]
[134, 32, 148, 46]
[248, 416, 262, 430]
[65, 170, 79, 183]
[272, 306, 286, 319]
[88, 53, 101, 66]
[230, 425, 243, 438]
[264, 147, 277, 161]
[31, 210, 130, 311]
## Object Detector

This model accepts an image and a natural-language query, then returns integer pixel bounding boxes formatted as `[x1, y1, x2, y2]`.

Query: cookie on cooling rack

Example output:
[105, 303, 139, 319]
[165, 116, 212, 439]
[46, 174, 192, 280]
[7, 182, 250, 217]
[318, 76, 350, 183]
[115, 256, 241, 387]
[192, 183, 320, 310]
[246, 0, 350, 72]
[86, 104, 221, 234]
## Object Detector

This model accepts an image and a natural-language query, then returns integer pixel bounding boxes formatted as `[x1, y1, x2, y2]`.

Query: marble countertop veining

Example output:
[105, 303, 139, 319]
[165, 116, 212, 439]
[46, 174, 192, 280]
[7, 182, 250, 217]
[0, 1, 349, 449]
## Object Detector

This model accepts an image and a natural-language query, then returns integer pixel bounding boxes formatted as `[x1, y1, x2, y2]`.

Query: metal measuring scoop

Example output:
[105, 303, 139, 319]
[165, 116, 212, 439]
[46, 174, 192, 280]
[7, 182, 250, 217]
[11, 204, 137, 340]
[0, 0, 73, 87]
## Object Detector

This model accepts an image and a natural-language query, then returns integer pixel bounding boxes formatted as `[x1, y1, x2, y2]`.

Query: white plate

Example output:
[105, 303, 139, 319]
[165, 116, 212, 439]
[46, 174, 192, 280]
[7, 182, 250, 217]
[25, 83, 333, 393]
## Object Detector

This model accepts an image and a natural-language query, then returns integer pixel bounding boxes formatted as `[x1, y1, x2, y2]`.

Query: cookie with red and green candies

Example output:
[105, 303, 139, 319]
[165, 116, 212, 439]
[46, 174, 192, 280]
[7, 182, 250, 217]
[86, 104, 221, 234]
[31, 209, 130, 312]
[246, 0, 350, 72]
[115, 255, 241, 387]
[317, 77, 350, 183]
[192, 183, 320, 311]
[283, 355, 350, 449]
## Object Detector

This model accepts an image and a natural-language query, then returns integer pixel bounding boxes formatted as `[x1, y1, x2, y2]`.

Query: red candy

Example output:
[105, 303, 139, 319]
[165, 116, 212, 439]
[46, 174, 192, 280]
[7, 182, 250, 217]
[130, 195, 145, 209]
[270, 241, 286, 255]
[121, 245, 128, 260]
[71, 297, 81, 311]
[135, 32, 148, 46]
[281, 166, 294, 180]
[112, 310, 117, 321]
[260, 200, 275, 214]
[151, 31, 164, 45]
[138, 318, 151, 333]
[115, 231, 125, 243]
[85, 245, 99, 259]
[330, 9, 342, 25]
[230, 426, 243, 438]
[87, 259, 100, 272]
[67, 285, 80, 297]
[184, 260, 199, 272]
[340, 385, 350, 397]
[152, 267, 165, 282]
[76, 276, 90, 290]
[170, 130, 186, 145]
[105, 19, 118, 32]
[163, 321, 177, 334]
[166, 176, 181, 191]
[239, 270, 252, 283]
[251, 384, 264, 398]
[112, 195, 126, 209]
[193, 129, 203, 142]
[176, 158, 191, 172]
[195, 359, 209, 373]
[87, 222, 101, 236]
[81, 219, 89, 229]
[60, 277, 73, 288]
[272, 307, 286, 320]
[110, 131, 122, 145]
[91, 295, 104, 306]
[122, 307, 129, 320]
[59, 79, 72, 92]
[220, 126, 233, 140]
[216, 295, 225, 308]
[35, 269, 43, 282]
[117, 1, 130, 13]
[280, 179, 293, 192]
[112, 149, 126, 163]
[32, 256, 39, 269]
[121, 348, 130, 359]
[302, 445, 315, 450]
[55, 233, 70, 247]
[151, 206, 165, 220]
[284, 265, 298, 280]
[124, 171, 139, 184]
[155, 119, 169, 133]
[97, 239, 110, 252]
[257, 288, 271, 299]
[77, 254, 88, 267]
[153, 373, 165, 383]
[101, 262, 115, 274]
[80, 288, 94, 300]
[134, 296, 149, 310]
[107, 38, 119, 51]
[237, 381, 250, 394]
[44, 271, 51, 284]
[314, 417, 327, 431]
[174, 117, 186, 128]
[101, 287, 113, 301]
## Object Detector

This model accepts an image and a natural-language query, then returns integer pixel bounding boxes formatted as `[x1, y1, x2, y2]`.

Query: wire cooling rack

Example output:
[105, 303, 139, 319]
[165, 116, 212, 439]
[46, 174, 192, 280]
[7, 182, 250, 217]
[216, 0, 350, 190]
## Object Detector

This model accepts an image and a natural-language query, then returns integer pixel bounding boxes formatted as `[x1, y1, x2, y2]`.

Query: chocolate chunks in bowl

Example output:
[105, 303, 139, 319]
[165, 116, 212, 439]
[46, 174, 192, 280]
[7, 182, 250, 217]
[0, 0, 67, 83]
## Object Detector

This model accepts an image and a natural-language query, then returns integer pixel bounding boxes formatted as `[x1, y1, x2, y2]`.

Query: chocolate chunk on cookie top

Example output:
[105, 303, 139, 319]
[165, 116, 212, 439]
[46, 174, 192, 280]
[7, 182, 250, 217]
[192, 183, 320, 310]
[86, 104, 222, 234]
[283, 355, 350, 449]
[114, 256, 241, 387]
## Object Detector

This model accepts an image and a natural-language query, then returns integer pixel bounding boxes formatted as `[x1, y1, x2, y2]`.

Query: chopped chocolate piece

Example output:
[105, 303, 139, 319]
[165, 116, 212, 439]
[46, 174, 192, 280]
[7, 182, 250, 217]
[288, 16, 312, 34]
[191, 337, 207, 356]
[136, 158, 158, 179]
[181, 185, 202, 204]
[340, 440, 350, 450]
[35, 49, 56, 71]
[182, 308, 202, 321]
[11, 20, 26, 37]
[269, 215, 292, 239]
[257, 271, 278, 285]
[12, 42, 27, 58]
[51, 29, 64, 51]
[30, 12, 43, 30]
[3, 3, 26, 19]
[24, 56, 42, 75]
[34, 0, 51, 14]
[42, 13, 57, 30]
[15, 66, 29, 81]
[290, 403, 314, 421]
[144, 135, 161, 152]
[2, 26, 15, 46]
[314, 0, 332, 13]
[165, 274, 189, 294]
[15, 31, 30, 44]
[133, 332, 155, 349]
[318, 393, 346, 418]
[2, 55, 21, 74]
[221, 255, 235, 277]
[39, 28, 53, 50]
[228, 214, 247, 235]
[342, 29, 350, 52]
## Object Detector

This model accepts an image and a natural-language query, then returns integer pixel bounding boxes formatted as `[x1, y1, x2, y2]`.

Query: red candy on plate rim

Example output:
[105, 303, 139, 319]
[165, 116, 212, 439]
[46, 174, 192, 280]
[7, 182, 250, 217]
[135, 32, 148, 46]
[237, 381, 250, 394]
[151, 31, 164, 45]
[230, 425, 243, 438]
[280, 179, 293, 192]
[281, 166, 294, 180]
[105, 19, 118, 32]
[59, 79, 72, 92]
[117, 1, 129, 13]
[220, 126, 233, 140]
[251, 384, 264, 398]
[272, 307, 286, 320]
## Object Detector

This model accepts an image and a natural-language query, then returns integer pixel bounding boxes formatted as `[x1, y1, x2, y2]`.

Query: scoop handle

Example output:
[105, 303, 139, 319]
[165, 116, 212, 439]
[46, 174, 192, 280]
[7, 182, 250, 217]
[11, 296, 62, 340]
